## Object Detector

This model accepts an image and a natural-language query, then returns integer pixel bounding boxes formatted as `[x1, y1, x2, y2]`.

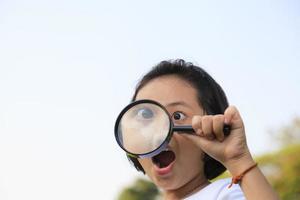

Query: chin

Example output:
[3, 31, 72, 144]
[151, 175, 181, 191]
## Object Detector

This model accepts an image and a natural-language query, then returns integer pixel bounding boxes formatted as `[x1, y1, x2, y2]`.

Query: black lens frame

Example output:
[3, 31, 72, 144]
[114, 99, 174, 158]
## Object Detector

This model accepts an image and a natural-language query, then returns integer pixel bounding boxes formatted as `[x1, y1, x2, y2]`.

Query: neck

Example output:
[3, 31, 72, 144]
[163, 174, 210, 200]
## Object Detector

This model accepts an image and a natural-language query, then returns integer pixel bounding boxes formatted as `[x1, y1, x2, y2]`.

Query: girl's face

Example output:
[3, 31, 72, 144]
[135, 75, 206, 191]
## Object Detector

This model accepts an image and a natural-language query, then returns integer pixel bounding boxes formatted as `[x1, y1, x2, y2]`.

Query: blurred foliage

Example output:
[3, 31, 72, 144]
[269, 117, 300, 147]
[257, 144, 300, 200]
[117, 178, 159, 200]
[257, 117, 300, 200]
[117, 117, 300, 200]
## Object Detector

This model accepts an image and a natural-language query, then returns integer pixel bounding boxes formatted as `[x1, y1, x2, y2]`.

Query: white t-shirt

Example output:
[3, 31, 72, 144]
[184, 178, 245, 200]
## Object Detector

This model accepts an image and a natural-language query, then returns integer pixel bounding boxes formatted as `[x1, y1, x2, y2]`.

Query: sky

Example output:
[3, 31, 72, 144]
[0, 0, 299, 199]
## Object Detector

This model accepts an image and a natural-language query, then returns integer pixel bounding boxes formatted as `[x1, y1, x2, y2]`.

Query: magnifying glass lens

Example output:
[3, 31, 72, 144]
[116, 102, 170, 155]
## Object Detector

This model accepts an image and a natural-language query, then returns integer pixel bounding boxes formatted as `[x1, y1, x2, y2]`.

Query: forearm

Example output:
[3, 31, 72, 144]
[226, 155, 279, 200]
[239, 166, 279, 200]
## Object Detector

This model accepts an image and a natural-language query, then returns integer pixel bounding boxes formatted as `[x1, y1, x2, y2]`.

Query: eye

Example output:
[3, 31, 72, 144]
[136, 107, 154, 120]
[172, 111, 186, 121]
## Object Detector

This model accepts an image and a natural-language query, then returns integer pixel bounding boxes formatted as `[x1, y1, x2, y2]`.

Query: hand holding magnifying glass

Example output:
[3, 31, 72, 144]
[114, 99, 230, 158]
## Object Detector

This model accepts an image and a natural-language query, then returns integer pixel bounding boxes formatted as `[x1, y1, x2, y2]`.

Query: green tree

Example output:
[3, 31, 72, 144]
[258, 117, 300, 200]
[117, 178, 159, 200]
[257, 144, 300, 200]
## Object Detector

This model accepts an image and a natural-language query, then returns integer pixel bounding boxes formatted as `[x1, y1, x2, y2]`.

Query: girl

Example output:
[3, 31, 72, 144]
[119, 59, 278, 200]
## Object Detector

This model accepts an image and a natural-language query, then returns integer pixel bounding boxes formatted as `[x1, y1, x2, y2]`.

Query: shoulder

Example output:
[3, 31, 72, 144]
[184, 178, 245, 200]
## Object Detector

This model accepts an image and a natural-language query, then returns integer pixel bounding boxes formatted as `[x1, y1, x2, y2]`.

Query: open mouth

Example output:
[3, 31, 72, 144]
[152, 150, 176, 168]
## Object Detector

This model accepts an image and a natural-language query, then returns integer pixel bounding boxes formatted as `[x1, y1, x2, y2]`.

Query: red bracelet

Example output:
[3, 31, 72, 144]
[228, 163, 258, 188]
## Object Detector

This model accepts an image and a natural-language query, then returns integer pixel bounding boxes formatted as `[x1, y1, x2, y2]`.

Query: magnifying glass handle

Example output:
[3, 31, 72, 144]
[223, 124, 231, 136]
[173, 125, 194, 133]
[173, 124, 231, 136]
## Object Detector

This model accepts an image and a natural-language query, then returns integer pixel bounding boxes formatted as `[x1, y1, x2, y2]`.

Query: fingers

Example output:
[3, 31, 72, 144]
[192, 116, 203, 135]
[213, 115, 225, 141]
[224, 106, 244, 129]
[192, 106, 244, 142]
[202, 116, 214, 140]
[192, 114, 226, 142]
[187, 106, 248, 165]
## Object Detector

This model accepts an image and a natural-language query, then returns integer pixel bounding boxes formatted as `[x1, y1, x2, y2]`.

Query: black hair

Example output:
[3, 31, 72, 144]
[128, 59, 229, 180]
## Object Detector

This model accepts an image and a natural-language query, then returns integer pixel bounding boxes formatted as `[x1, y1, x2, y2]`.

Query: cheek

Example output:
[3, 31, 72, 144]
[173, 134, 204, 166]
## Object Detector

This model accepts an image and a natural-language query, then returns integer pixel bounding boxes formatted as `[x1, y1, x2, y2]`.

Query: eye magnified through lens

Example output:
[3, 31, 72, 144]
[114, 99, 230, 158]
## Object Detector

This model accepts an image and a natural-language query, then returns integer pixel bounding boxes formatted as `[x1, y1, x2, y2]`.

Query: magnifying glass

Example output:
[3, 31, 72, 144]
[114, 99, 230, 158]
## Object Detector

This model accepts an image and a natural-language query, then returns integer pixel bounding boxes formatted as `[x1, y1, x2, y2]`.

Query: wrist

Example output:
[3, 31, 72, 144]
[224, 151, 256, 177]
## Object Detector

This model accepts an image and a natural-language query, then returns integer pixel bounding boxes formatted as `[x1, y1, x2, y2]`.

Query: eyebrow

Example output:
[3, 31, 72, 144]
[164, 101, 193, 110]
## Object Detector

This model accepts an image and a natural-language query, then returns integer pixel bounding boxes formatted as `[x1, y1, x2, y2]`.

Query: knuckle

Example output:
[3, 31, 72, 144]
[202, 115, 212, 123]
[213, 114, 224, 122]
[192, 116, 202, 128]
